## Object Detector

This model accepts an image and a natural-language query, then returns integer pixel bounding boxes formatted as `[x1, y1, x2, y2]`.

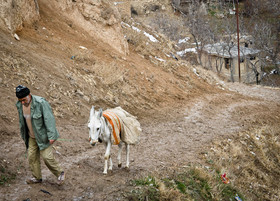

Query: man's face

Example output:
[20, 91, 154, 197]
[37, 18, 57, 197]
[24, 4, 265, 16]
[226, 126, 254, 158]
[18, 95, 31, 107]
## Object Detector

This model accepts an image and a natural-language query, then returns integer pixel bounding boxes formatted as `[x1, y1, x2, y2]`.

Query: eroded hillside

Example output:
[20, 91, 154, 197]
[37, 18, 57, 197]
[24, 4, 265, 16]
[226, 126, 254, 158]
[1, 1, 279, 201]
[0, 0, 216, 131]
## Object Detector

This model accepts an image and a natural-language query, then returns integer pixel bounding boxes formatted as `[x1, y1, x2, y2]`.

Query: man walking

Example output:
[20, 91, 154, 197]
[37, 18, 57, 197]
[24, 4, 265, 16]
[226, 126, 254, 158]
[15, 85, 65, 185]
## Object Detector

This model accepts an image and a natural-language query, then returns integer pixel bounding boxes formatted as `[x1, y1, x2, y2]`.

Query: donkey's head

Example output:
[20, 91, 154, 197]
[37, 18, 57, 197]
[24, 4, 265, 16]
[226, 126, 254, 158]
[88, 106, 103, 146]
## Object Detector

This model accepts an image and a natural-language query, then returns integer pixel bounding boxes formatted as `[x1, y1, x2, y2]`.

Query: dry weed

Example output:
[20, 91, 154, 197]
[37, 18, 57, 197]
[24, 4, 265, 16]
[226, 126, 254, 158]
[208, 125, 280, 201]
[158, 181, 184, 201]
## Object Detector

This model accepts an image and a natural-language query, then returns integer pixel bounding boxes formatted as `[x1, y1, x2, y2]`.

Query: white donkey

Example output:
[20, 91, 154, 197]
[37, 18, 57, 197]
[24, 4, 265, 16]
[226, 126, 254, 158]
[88, 106, 141, 174]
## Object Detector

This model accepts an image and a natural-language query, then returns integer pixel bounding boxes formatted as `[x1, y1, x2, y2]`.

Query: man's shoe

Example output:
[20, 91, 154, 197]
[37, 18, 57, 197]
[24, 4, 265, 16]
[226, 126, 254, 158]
[57, 171, 65, 185]
[26, 178, 42, 184]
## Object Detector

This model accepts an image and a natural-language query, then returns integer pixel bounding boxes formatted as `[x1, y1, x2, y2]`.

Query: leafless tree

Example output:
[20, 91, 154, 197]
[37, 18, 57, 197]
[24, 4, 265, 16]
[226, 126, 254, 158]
[184, 1, 215, 66]
[244, 0, 280, 74]
[247, 59, 260, 84]
[175, 0, 279, 84]
[149, 12, 185, 41]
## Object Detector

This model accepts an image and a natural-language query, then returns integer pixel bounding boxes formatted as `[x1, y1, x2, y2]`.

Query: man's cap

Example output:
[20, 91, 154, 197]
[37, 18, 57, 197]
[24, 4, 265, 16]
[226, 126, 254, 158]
[16, 85, 30, 99]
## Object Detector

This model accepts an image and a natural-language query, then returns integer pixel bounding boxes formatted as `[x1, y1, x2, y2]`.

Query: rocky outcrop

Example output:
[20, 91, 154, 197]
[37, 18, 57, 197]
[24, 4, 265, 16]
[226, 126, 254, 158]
[130, 0, 169, 17]
[0, 0, 128, 55]
[51, 0, 129, 55]
[0, 0, 39, 33]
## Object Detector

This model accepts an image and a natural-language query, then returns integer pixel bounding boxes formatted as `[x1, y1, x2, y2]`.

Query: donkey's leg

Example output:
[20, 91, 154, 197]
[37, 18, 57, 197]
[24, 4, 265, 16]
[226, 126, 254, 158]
[117, 142, 123, 168]
[103, 157, 108, 175]
[108, 155, 113, 171]
[103, 142, 111, 174]
[125, 144, 130, 169]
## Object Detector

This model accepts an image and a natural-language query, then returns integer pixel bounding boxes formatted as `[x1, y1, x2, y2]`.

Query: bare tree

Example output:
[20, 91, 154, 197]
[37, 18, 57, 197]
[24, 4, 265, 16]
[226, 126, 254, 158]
[244, 0, 280, 74]
[184, 1, 215, 66]
[175, 0, 279, 84]
[215, 3, 245, 82]
[247, 59, 260, 84]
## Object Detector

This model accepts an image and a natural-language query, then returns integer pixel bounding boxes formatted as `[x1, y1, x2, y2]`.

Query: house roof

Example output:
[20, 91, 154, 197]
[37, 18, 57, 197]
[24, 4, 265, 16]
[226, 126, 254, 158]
[203, 43, 260, 58]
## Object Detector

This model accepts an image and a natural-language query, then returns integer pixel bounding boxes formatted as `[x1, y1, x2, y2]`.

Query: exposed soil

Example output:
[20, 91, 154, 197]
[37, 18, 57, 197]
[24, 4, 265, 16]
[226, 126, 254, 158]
[0, 1, 279, 201]
[1, 82, 279, 201]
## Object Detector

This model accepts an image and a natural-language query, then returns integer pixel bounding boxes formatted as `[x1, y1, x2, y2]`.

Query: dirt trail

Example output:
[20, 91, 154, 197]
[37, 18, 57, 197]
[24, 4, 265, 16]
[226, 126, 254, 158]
[1, 83, 279, 201]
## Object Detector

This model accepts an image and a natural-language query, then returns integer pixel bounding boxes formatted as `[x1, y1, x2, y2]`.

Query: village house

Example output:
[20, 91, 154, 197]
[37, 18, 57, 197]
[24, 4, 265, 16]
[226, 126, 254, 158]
[201, 42, 261, 83]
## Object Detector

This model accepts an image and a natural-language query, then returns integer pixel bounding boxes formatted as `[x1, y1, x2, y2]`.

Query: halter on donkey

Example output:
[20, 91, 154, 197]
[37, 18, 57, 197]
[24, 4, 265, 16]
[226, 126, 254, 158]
[88, 106, 141, 174]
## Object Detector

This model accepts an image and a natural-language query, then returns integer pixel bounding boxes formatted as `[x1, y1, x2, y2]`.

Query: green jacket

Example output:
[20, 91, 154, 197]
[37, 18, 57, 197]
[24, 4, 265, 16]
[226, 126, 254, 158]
[16, 95, 59, 150]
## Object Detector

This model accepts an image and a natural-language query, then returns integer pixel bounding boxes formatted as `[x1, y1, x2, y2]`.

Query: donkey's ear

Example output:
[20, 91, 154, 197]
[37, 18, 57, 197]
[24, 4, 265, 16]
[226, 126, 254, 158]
[98, 108, 103, 118]
[90, 106, 95, 117]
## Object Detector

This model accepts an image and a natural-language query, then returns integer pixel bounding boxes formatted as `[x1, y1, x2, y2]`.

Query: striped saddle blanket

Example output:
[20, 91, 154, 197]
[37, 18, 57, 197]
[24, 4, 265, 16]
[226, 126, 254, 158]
[103, 107, 142, 145]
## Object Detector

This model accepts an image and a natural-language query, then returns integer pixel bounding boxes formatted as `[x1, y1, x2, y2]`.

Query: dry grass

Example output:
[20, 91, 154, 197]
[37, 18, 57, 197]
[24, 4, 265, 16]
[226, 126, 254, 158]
[127, 164, 243, 200]
[121, 17, 179, 69]
[158, 181, 184, 201]
[127, 125, 279, 201]
[146, 12, 187, 42]
[208, 125, 280, 201]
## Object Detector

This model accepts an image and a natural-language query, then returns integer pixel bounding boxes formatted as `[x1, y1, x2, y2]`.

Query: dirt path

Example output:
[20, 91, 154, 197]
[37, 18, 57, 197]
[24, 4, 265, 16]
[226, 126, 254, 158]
[1, 83, 279, 200]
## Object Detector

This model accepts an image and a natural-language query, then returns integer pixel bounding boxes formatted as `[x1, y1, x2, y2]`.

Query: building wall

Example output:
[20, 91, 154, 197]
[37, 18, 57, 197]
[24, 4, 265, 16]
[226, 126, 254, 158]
[201, 52, 261, 83]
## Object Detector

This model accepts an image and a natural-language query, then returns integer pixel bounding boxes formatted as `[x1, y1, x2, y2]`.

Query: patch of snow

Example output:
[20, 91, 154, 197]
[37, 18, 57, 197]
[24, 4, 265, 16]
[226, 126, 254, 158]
[229, 9, 235, 15]
[132, 26, 141, 33]
[114, 2, 124, 5]
[177, 48, 197, 57]
[143, 31, 158, 42]
[165, 53, 170, 58]
[155, 57, 165, 62]
[121, 22, 131, 28]
[121, 21, 158, 42]
[178, 37, 190, 44]
[270, 69, 277, 74]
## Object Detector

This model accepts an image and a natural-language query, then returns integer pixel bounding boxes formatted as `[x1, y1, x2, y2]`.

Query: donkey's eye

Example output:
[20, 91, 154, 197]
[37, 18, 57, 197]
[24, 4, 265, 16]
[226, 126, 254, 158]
[97, 128, 100, 131]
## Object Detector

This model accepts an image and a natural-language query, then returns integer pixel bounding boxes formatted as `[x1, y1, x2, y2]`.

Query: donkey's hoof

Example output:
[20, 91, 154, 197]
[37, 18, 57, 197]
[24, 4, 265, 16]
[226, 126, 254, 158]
[103, 171, 108, 175]
[124, 166, 130, 171]
[124, 168, 130, 172]
[118, 163, 122, 168]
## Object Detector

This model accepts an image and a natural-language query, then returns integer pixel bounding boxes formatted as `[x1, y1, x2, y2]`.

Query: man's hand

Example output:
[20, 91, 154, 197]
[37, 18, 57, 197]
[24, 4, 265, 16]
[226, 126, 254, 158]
[49, 139, 56, 144]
